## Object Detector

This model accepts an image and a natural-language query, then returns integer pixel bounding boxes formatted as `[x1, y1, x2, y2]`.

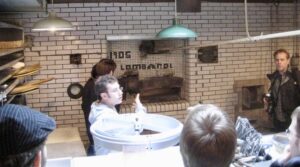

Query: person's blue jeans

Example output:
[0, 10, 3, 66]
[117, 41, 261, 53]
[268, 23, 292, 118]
[87, 144, 95, 156]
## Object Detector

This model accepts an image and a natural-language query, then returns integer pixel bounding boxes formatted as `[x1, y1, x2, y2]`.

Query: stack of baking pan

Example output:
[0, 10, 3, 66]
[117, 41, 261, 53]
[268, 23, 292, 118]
[13, 63, 41, 78]
[9, 77, 54, 95]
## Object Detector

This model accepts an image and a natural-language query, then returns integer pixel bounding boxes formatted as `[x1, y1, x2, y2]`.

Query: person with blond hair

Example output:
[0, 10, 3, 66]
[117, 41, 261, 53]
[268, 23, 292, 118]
[180, 104, 237, 167]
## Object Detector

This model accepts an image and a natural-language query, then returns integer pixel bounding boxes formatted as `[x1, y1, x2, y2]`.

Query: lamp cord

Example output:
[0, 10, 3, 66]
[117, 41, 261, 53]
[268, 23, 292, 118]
[293, 0, 298, 54]
[244, 0, 251, 38]
[270, 4, 273, 73]
[51, 0, 54, 12]
[296, 0, 299, 52]
[174, 0, 177, 18]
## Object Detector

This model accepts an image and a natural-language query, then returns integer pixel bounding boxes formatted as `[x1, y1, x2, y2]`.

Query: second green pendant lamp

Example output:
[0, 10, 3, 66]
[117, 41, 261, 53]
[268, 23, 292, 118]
[157, 0, 197, 39]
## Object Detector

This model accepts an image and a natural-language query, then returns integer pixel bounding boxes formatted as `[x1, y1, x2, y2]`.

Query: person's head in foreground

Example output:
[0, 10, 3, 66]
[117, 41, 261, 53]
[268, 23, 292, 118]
[288, 106, 300, 156]
[273, 106, 300, 167]
[180, 104, 237, 167]
[0, 104, 56, 167]
[95, 74, 123, 107]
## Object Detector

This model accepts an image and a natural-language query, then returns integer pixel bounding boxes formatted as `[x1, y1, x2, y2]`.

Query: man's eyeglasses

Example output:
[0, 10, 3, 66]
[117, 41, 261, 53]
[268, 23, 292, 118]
[110, 87, 123, 93]
[285, 128, 300, 138]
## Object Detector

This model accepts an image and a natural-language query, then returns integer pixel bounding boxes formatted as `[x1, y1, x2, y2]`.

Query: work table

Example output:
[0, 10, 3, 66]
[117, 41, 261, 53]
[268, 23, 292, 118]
[46, 127, 86, 159]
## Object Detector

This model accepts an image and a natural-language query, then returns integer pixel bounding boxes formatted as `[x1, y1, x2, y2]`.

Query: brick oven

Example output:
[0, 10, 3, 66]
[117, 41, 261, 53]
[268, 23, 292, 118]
[234, 78, 270, 128]
[107, 37, 189, 119]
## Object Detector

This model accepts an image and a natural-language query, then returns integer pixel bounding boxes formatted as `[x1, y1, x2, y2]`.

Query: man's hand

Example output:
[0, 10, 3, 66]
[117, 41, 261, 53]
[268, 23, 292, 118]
[135, 93, 141, 105]
[133, 93, 146, 113]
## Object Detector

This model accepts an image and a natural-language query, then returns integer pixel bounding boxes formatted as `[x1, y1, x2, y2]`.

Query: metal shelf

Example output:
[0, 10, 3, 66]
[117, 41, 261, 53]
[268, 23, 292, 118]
[0, 56, 24, 71]
[0, 72, 13, 85]
[5, 95, 16, 104]
[0, 78, 19, 102]
[0, 22, 25, 105]
[0, 48, 23, 57]
[0, 22, 23, 30]
[4, 78, 19, 94]
[0, 95, 16, 106]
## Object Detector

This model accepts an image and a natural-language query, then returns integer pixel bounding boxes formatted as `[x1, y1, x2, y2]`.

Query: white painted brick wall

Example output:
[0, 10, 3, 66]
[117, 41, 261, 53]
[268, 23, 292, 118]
[1, 2, 298, 146]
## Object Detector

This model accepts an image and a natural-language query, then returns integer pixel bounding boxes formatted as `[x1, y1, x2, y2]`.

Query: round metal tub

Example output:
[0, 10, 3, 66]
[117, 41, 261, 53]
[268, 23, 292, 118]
[90, 113, 183, 152]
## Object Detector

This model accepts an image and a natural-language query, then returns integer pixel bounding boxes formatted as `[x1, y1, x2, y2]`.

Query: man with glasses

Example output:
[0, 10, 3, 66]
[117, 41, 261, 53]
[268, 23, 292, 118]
[89, 74, 146, 155]
[89, 74, 125, 155]
[89, 74, 123, 126]
[271, 106, 300, 167]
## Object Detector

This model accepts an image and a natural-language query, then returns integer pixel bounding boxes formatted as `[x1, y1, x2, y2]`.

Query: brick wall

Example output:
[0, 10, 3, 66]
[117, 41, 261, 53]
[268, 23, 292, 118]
[1, 2, 299, 146]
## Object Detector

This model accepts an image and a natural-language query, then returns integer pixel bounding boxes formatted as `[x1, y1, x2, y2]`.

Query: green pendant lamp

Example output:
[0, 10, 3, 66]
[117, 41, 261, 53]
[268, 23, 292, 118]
[32, 0, 73, 32]
[157, 0, 197, 39]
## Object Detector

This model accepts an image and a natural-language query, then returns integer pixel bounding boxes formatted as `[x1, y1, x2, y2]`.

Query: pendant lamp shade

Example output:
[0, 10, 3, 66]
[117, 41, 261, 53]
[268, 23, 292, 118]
[157, 18, 197, 39]
[32, 12, 73, 31]
[156, 0, 197, 39]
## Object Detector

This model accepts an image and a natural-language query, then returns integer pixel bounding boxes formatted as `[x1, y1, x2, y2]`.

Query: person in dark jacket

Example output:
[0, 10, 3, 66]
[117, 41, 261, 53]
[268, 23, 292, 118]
[266, 49, 300, 132]
[81, 58, 117, 155]
[271, 106, 300, 167]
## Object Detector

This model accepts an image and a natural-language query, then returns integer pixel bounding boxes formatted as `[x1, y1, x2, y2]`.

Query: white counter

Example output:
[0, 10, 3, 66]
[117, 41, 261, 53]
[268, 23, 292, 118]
[46, 134, 286, 167]
[72, 146, 184, 167]
[46, 127, 86, 159]
[46, 146, 184, 167]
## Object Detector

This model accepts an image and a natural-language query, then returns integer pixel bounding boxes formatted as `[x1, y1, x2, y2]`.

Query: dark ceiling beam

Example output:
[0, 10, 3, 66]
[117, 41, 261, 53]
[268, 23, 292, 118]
[48, 0, 173, 3]
[202, 0, 294, 2]
[48, 0, 295, 3]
